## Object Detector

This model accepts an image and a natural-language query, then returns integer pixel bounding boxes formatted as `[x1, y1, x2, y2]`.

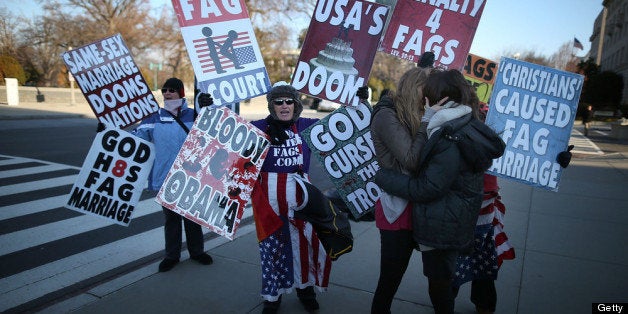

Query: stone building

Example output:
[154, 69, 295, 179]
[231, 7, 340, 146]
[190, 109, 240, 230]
[588, 0, 627, 107]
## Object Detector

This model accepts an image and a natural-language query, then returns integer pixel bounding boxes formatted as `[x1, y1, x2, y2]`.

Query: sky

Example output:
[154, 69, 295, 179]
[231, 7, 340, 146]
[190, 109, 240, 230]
[4, 0, 603, 61]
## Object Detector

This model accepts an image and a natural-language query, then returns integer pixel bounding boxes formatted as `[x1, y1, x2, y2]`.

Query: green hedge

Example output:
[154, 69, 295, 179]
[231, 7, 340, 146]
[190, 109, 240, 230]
[0, 55, 27, 85]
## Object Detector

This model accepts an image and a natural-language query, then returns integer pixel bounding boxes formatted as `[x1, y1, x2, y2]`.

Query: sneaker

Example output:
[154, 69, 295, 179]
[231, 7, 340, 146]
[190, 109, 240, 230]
[158, 258, 179, 272]
[191, 253, 213, 265]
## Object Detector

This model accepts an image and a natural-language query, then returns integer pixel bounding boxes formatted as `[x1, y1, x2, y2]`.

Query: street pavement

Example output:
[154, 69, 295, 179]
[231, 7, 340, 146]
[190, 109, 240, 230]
[1, 99, 627, 313]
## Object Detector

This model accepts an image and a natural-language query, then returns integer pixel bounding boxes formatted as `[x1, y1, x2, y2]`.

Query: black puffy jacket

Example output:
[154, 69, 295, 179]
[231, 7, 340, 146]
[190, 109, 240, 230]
[375, 113, 504, 250]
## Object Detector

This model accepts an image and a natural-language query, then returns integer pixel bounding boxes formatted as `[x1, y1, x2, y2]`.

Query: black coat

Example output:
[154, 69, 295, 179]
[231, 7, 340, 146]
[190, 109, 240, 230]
[375, 113, 503, 251]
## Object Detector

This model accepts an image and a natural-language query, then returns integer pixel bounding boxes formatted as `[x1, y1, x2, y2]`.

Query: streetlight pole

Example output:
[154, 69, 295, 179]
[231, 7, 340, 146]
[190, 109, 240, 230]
[149, 62, 163, 90]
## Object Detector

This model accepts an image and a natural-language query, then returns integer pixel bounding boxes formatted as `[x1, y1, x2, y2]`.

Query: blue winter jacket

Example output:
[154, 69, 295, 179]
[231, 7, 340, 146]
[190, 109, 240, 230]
[132, 99, 194, 191]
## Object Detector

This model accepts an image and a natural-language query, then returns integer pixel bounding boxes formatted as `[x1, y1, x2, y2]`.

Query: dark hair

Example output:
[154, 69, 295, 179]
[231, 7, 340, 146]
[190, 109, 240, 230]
[379, 88, 391, 99]
[423, 69, 480, 119]
[162, 77, 185, 97]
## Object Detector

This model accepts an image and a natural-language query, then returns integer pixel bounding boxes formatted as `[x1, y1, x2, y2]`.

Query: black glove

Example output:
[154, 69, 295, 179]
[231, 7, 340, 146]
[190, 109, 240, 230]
[417, 51, 435, 68]
[96, 122, 106, 132]
[556, 145, 574, 168]
[356, 86, 369, 100]
[198, 93, 214, 108]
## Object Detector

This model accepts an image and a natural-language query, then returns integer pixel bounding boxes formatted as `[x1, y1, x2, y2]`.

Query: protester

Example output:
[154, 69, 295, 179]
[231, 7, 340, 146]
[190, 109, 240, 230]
[450, 172, 513, 314]
[369, 52, 436, 314]
[451, 104, 574, 313]
[132, 77, 214, 272]
[374, 69, 505, 314]
[250, 82, 331, 314]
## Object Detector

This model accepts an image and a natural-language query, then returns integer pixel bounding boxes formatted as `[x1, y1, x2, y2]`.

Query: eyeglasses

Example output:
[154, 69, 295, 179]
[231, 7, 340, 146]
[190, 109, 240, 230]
[273, 99, 295, 105]
[161, 88, 177, 93]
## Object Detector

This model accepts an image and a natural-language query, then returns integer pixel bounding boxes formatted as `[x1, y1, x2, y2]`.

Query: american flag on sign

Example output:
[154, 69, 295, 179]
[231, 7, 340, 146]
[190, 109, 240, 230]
[193, 31, 257, 74]
[252, 172, 332, 301]
[453, 191, 515, 287]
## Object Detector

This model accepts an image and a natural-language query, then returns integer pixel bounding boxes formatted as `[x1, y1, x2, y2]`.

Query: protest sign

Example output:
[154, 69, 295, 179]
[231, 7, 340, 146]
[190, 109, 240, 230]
[62, 34, 158, 128]
[380, 0, 486, 70]
[66, 129, 155, 226]
[172, 0, 271, 106]
[292, 0, 389, 107]
[485, 57, 584, 191]
[462, 53, 497, 105]
[302, 102, 379, 218]
[156, 107, 270, 239]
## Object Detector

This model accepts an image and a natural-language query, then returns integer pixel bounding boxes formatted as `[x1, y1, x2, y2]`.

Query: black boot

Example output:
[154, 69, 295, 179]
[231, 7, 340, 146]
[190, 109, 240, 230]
[262, 295, 281, 314]
[297, 286, 319, 312]
[428, 279, 455, 314]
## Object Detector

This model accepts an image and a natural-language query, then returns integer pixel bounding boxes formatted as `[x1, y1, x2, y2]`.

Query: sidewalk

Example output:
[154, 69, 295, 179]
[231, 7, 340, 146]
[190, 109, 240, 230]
[41, 150, 628, 314]
[3, 100, 628, 313]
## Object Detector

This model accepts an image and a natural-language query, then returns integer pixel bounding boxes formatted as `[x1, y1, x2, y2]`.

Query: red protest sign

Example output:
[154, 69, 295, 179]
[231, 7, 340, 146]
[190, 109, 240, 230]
[380, 0, 486, 70]
[292, 0, 389, 107]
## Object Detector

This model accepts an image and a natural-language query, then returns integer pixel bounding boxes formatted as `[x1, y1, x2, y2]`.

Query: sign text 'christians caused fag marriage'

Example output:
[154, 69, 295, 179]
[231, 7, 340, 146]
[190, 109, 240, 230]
[485, 57, 583, 191]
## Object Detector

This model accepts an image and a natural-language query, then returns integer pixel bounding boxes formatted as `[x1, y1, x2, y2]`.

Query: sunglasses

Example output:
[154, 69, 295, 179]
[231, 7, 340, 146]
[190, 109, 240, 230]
[161, 88, 177, 93]
[273, 99, 295, 105]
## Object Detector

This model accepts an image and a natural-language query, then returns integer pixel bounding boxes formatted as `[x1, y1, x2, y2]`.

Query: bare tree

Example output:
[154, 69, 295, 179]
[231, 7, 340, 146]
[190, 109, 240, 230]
[12, 0, 168, 86]
[0, 8, 26, 56]
[549, 41, 580, 71]
[18, 17, 68, 86]
[245, 0, 314, 23]
[142, 6, 194, 88]
[39, 0, 161, 52]
[497, 48, 551, 67]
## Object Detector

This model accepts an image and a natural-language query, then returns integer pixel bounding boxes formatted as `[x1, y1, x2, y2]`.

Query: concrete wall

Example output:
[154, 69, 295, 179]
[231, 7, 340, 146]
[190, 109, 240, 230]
[0, 86, 166, 105]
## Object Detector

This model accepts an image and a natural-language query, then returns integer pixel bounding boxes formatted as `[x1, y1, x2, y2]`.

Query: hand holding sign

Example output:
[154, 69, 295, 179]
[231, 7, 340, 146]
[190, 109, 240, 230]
[556, 145, 574, 168]
[198, 93, 214, 108]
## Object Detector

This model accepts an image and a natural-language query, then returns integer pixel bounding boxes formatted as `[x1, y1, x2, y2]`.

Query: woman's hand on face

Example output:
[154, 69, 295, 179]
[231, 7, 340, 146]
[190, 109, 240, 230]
[421, 97, 449, 122]
[424, 96, 449, 112]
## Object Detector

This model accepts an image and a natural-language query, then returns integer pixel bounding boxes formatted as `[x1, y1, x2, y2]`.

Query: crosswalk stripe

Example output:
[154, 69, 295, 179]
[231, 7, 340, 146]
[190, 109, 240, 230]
[0, 195, 68, 220]
[0, 164, 74, 179]
[0, 199, 162, 255]
[569, 129, 604, 155]
[0, 154, 256, 312]
[0, 175, 77, 196]
[0, 228, 165, 312]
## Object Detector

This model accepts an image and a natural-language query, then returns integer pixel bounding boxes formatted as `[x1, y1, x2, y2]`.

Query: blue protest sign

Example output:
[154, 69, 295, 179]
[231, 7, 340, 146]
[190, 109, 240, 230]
[485, 57, 584, 191]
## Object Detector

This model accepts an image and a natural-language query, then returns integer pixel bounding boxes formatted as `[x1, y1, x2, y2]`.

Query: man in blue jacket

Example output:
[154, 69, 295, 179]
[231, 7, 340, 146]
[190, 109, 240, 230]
[133, 77, 213, 272]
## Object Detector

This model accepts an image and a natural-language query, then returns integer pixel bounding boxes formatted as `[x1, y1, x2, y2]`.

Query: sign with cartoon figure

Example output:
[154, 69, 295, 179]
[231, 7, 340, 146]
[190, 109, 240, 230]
[485, 57, 584, 191]
[462, 53, 497, 105]
[156, 107, 270, 239]
[292, 0, 390, 107]
[380, 0, 486, 70]
[171, 0, 271, 106]
[62, 34, 159, 128]
[66, 129, 155, 226]
[302, 102, 378, 219]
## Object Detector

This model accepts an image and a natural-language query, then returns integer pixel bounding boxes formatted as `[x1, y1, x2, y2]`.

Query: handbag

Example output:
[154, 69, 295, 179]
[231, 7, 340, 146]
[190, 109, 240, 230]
[293, 176, 353, 261]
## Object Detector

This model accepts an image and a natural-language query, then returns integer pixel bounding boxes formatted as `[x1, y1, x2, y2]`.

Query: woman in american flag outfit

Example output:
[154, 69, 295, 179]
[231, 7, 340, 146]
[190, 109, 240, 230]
[250, 82, 331, 314]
